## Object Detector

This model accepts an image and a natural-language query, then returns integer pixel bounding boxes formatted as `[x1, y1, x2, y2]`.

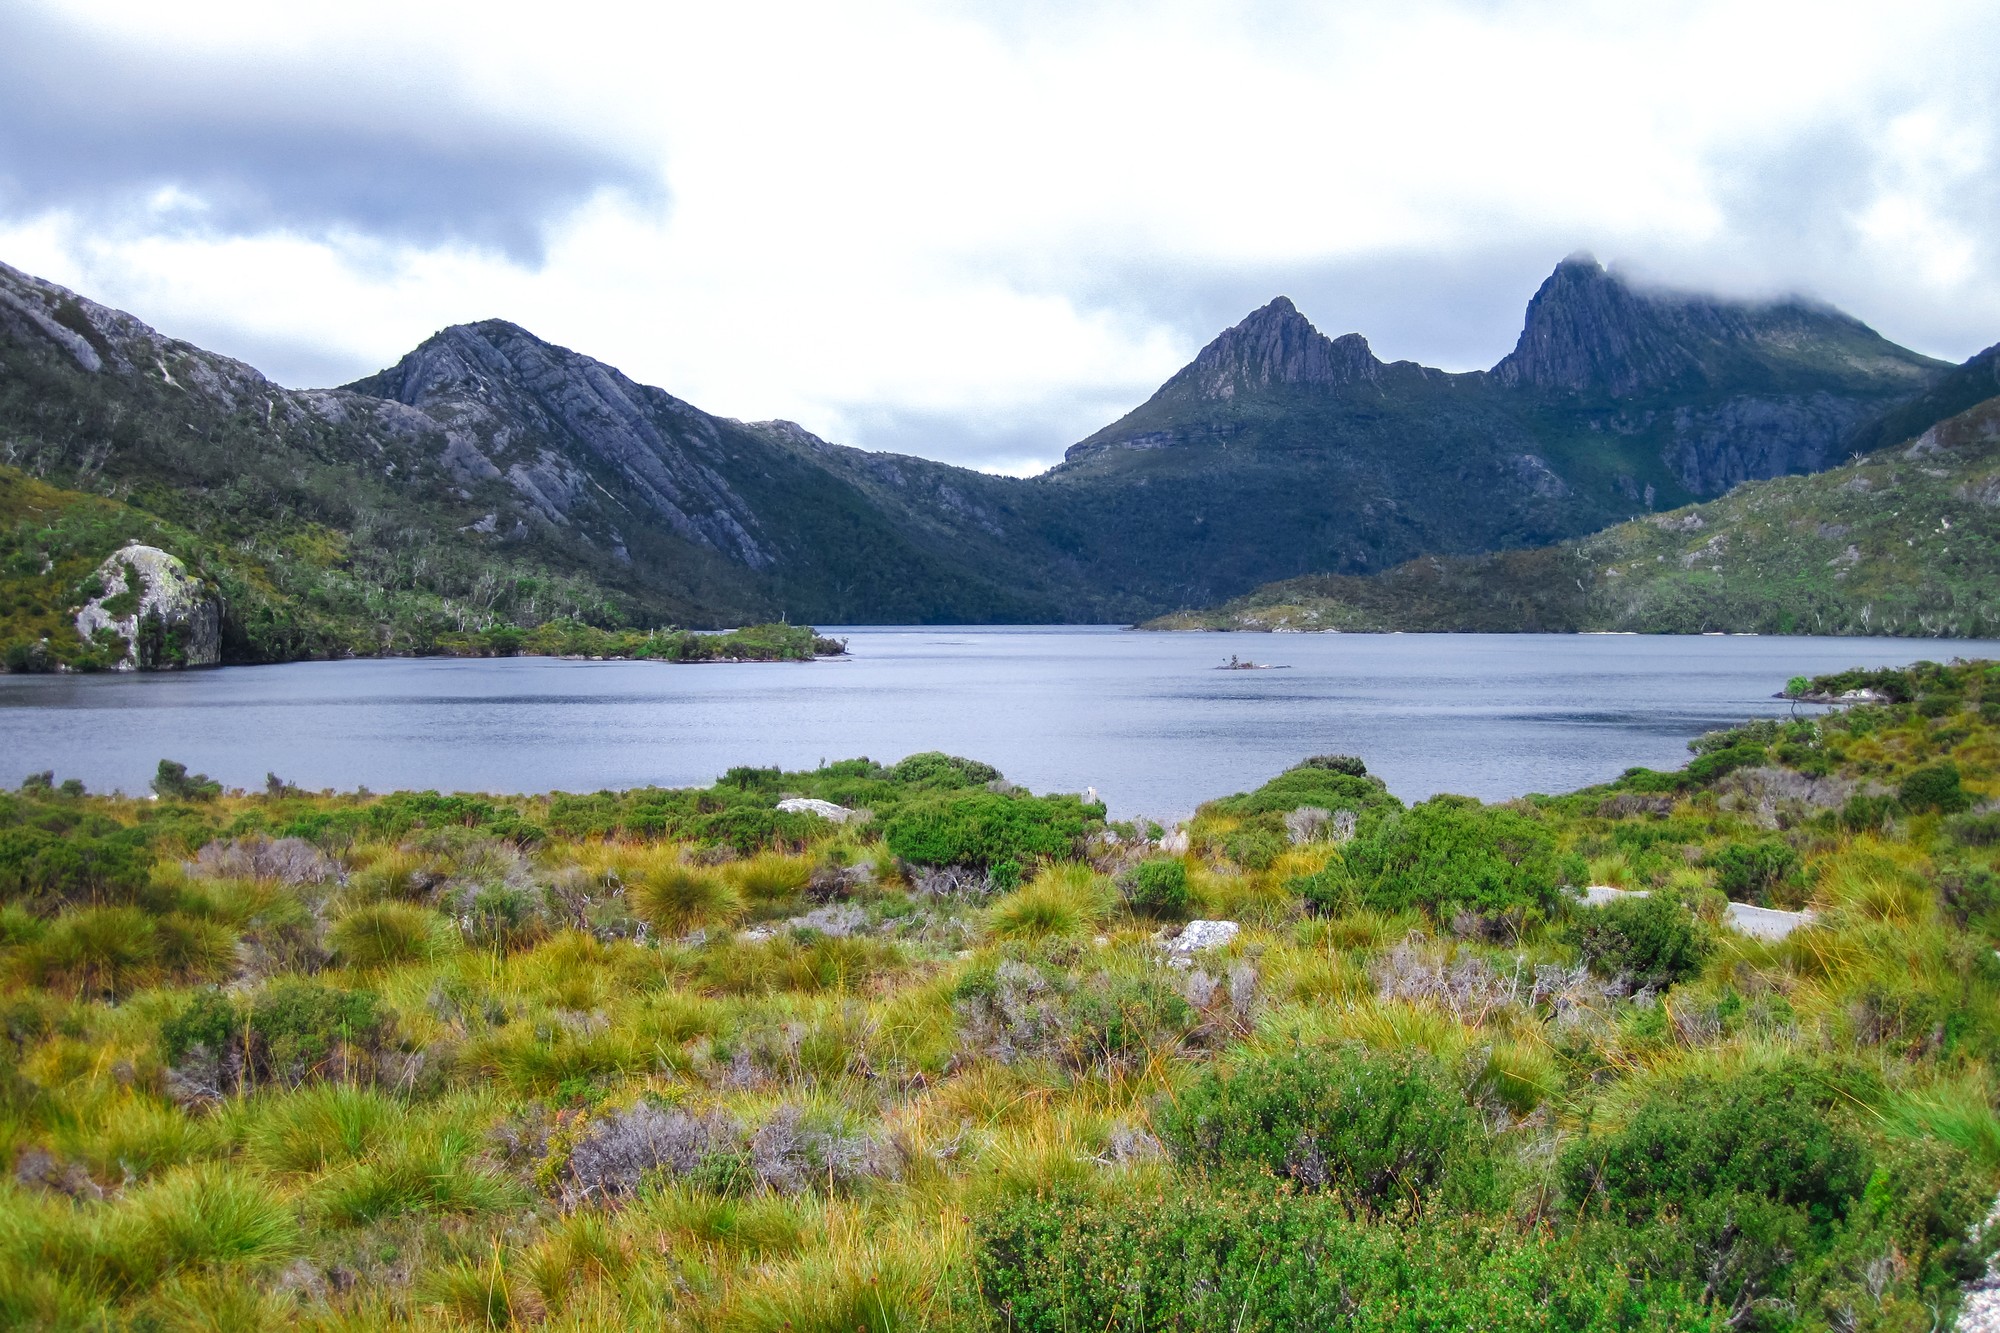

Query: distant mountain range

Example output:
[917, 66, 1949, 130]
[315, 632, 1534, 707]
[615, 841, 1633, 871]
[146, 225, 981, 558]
[0, 253, 1984, 666]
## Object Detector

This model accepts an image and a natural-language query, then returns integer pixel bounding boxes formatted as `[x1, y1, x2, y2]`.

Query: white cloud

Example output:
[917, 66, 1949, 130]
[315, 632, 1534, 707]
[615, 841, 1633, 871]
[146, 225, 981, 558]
[5, 0, 1997, 472]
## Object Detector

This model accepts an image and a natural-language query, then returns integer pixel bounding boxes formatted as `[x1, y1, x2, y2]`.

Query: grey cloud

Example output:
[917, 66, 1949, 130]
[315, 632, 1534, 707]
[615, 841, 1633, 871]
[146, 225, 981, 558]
[0, 8, 663, 262]
[1057, 242, 1574, 375]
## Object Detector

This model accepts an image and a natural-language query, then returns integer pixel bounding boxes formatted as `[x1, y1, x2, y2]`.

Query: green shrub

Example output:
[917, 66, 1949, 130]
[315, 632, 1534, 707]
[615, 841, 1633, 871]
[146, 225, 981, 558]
[250, 980, 388, 1085]
[1900, 762, 1972, 814]
[0, 827, 152, 906]
[1705, 840, 1802, 905]
[1565, 893, 1713, 989]
[1299, 754, 1369, 777]
[1125, 858, 1190, 920]
[976, 1190, 1684, 1333]
[166, 982, 389, 1090]
[886, 751, 1001, 790]
[152, 760, 222, 803]
[880, 790, 1097, 869]
[1219, 821, 1286, 870]
[1339, 796, 1566, 920]
[1157, 1045, 1487, 1221]
[1202, 764, 1400, 825]
[1559, 1066, 1870, 1230]
[1683, 743, 1767, 785]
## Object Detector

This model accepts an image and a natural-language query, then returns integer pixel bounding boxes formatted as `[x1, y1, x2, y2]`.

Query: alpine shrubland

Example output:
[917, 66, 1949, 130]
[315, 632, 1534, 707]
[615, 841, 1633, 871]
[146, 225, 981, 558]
[3, 666, 2000, 1329]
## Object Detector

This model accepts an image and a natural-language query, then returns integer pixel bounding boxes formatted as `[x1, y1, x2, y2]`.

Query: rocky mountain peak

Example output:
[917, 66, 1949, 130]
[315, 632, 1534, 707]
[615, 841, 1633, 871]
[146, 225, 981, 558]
[1488, 255, 1933, 401]
[1174, 296, 1382, 398]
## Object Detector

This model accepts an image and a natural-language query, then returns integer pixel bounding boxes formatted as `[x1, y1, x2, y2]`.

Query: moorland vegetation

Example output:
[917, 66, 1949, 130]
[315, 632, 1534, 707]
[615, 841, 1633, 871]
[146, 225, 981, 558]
[2, 662, 1999, 1329]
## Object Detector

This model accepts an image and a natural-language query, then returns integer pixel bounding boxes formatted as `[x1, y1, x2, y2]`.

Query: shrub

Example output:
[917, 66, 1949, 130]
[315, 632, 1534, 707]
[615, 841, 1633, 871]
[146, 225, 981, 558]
[976, 1190, 1665, 1333]
[328, 902, 441, 969]
[250, 980, 389, 1086]
[880, 790, 1097, 870]
[152, 760, 222, 802]
[1125, 858, 1190, 920]
[1705, 840, 1802, 905]
[1900, 762, 1972, 814]
[955, 959, 1194, 1071]
[1299, 754, 1369, 777]
[1559, 1066, 1870, 1231]
[886, 752, 1002, 790]
[632, 865, 742, 936]
[1339, 797, 1566, 920]
[1565, 893, 1712, 989]
[1156, 1045, 1486, 1221]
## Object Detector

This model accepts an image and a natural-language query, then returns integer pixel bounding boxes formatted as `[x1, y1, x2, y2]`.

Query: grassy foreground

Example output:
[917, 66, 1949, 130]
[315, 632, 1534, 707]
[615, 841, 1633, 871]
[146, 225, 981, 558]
[3, 662, 2000, 1329]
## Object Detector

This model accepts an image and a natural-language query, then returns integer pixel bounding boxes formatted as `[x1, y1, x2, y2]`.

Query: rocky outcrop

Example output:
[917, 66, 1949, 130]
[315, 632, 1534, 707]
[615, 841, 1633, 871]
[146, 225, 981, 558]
[1662, 392, 1878, 493]
[347, 321, 776, 568]
[1491, 254, 1941, 401]
[1171, 296, 1385, 399]
[73, 544, 221, 670]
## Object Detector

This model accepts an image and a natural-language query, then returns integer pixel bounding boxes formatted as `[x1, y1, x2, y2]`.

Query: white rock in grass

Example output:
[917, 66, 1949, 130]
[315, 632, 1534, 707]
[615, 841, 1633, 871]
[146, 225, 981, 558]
[776, 797, 858, 823]
[1164, 920, 1239, 957]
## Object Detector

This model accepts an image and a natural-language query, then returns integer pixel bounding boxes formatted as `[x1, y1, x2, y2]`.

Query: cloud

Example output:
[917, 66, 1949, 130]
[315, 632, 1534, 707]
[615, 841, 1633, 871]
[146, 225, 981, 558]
[0, 5, 663, 261]
[1, 0, 1996, 475]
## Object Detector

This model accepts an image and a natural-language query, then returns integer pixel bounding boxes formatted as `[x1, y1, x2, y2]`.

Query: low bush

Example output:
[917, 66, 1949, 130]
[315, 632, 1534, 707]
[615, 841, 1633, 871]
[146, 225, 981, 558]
[1124, 858, 1190, 920]
[1560, 1066, 1870, 1230]
[1337, 796, 1568, 920]
[976, 1190, 1686, 1333]
[1156, 1045, 1487, 1221]
[1705, 839, 1802, 905]
[1565, 892, 1712, 989]
[880, 790, 1097, 870]
[1900, 762, 1973, 814]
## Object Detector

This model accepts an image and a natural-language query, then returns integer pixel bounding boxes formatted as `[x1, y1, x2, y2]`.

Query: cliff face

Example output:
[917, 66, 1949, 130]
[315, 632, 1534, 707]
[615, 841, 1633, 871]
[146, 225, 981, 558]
[1166, 297, 1386, 398]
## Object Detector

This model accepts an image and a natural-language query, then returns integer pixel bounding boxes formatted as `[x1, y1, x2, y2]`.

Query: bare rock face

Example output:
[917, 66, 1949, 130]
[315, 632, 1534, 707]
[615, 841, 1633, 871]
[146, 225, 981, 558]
[74, 544, 221, 670]
[1176, 297, 1385, 399]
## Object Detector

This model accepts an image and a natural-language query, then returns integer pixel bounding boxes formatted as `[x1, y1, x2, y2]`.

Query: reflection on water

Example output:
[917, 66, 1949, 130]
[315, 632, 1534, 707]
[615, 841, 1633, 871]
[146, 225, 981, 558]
[3, 628, 1992, 819]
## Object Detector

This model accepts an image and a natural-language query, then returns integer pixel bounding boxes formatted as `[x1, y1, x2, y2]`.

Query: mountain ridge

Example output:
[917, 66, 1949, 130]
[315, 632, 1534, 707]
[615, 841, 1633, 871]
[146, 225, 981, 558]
[0, 254, 1985, 668]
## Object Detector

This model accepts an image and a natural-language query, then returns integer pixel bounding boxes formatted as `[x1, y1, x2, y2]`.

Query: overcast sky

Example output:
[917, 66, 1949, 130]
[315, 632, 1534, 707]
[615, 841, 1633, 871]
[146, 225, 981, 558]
[3, 0, 1996, 474]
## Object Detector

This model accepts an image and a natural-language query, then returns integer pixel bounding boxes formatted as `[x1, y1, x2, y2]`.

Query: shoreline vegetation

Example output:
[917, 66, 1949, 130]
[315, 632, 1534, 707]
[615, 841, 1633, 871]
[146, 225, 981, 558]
[2, 659, 1998, 1329]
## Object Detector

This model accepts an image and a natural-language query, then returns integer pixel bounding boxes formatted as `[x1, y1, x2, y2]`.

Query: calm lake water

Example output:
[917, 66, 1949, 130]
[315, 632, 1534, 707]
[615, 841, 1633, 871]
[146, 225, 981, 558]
[3, 629, 1995, 819]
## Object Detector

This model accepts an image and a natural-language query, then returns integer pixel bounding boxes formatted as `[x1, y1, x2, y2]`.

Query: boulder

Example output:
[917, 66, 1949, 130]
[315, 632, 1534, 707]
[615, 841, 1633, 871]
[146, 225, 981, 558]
[73, 544, 221, 670]
[776, 797, 858, 824]
[1163, 919, 1240, 958]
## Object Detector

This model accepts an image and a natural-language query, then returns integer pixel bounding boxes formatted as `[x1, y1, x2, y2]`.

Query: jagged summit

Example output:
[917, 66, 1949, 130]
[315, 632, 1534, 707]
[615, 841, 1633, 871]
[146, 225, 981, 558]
[1489, 256, 1936, 398]
[1170, 296, 1382, 399]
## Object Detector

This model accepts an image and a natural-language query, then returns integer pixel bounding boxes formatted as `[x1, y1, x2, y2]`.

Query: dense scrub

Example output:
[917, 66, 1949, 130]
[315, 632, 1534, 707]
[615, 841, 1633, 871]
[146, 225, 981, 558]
[1, 662, 1998, 1329]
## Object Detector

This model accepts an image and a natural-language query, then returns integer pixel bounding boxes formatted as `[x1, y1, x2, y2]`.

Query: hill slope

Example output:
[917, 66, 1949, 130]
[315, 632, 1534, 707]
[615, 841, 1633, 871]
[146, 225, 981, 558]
[1147, 389, 2000, 637]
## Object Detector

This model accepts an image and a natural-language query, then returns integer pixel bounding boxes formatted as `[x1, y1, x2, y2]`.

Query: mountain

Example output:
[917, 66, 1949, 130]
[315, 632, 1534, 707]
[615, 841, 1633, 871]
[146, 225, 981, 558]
[1145, 383, 2000, 637]
[0, 255, 1975, 668]
[1052, 256, 1947, 608]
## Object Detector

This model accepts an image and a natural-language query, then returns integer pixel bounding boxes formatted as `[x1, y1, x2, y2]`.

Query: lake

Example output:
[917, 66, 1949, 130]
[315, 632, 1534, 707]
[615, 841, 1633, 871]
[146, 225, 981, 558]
[3, 628, 1994, 819]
